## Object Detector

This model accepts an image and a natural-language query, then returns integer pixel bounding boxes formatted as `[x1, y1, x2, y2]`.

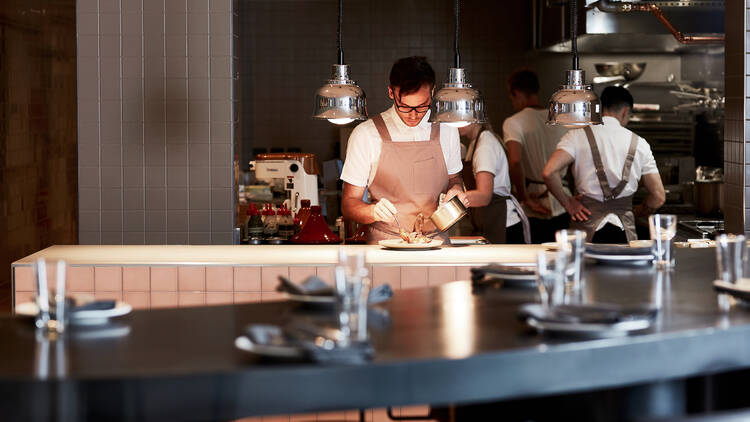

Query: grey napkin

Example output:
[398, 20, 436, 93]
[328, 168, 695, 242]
[518, 303, 658, 325]
[471, 264, 534, 283]
[585, 244, 653, 256]
[277, 276, 393, 305]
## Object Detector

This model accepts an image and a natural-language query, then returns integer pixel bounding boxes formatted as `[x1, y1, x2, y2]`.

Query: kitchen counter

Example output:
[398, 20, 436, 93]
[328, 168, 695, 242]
[0, 248, 747, 421]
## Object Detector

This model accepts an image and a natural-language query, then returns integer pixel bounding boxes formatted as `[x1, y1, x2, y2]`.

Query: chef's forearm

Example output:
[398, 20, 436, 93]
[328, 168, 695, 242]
[447, 173, 464, 193]
[341, 197, 377, 224]
[543, 171, 570, 209]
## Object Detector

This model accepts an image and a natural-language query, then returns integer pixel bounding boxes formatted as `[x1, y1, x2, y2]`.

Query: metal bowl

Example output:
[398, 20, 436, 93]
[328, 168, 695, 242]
[594, 62, 646, 81]
[430, 196, 468, 232]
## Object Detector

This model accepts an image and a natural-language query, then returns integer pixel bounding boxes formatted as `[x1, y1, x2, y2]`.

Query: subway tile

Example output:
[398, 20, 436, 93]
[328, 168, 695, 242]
[210, 167, 231, 188]
[145, 143, 166, 168]
[372, 266, 400, 288]
[101, 144, 122, 167]
[143, 13, 165, 34]
[145, 210, 167, 231]
[206, 292, 233, 305]
[79, 167, 100, 188]
[151, 292, 178, 308]
[167, 232, 189, 244]
[77, 0, 98, 13]
[166, 100, 188, 122]
[144, 35, 165, 57]
[206, 266, 233, 291]
[428, 266, 456, 285]
[124, 291, 150, 309]
[167, 166, 188, 188]
[189, 188, 210, 209]
[167, 188, 188, 209]
[68, 266, 95, 292]
[145, 167, 166, 187]
[123, 57, 143, 78]
[209, 12, 230, 35]
[166, 57, 188, 78]
[188, 100, 210, 122]
[210, 56, 231, 77]
[101, 231, 123, 245]
[261, 291, 286, 302]
[14, 267, 34, 291]
[122, 36, 142, 57]
[456, 266, 472, 281]
[188, 122, 209, 142]
[123, 232, 146, 244]
[99, 35, 121, 58]
[211, 188, 231, 209]
[211, 231, 232, 244]
[401, 266, 429, 289]
[166, 122, 188, 144]
[234, 292, 261, 304]
[210, 122, 231, 142]
[79, 122, 100, 143]
[79, 231, 101, 245]
[189, 144, 210, 166]
[166, 78, 188, 101]
[151, 267, 178, 290]
[188, 78, 210, 100]
[124, 210, 145, 231]
[261, 267, 289, 291]
[79, 188, 100, 211]
[77, 35, 99, 57]
[95, 291, 123, 302]
[189, 210, 211, 231]
[79, 211, 101, 232]
[234, 267, 261, 291]
[210, 78, 232, 100]
[101, 210, 123, 231]
[179, 266, 206, 291]
[146, 188, 166, 209]
[123, 99, 144, 121]
[95, 267, 122, 291]
[77, 13, 99, 36]
[145, 231, 167, 244]
[189, 232, 211, 244]
[209, 100, 231, 122]
[165, 14, 187, 36]
[167, 145, 189, 167]
[79, 143, 100, 165]
[289, 267, 316, 282]
[210, 144, 232, 166]
[123, 144, 145, 167]
[123, 267, 150, 291]
[101, 166, 122, 188]
[210, 210, 233, 231]
[209, 35, 230, 57]
[188, 57, 209, 77]
[122, 12, 143, 34]
[188, 13, 209, 34]
[101, 189, 123, 211]
[188, 35, 209, 57]
[316, 266, 335, 285]
[189, 167, 210, 188]
[167, 210, 189, 231]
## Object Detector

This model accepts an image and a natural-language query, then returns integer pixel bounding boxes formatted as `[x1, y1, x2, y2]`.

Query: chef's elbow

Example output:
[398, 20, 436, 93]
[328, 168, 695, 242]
[654, 189, 666, 208]
[541, 165, 554, 184]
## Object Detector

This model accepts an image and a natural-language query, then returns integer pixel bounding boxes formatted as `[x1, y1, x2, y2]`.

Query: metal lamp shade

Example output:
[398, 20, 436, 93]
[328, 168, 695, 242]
[312, 64, 367, 124]
[547, 70, 602, 127]
[430, 68, 485, 126]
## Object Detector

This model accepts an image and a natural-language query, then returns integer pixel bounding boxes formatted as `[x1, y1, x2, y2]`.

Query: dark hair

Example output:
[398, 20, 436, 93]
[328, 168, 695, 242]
[389, 56, 435, 98]
[601, 86, 634, 112]
[507, 69, 540, 95]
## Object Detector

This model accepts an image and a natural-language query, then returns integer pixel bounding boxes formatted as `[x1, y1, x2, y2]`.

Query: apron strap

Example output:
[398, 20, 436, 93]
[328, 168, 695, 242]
[372, 114, 393, 143]
[583, 126, 615, 200]
[429, 123, 440, 142]
[610, 132, 639, 199]
[507, 195, 532, 244]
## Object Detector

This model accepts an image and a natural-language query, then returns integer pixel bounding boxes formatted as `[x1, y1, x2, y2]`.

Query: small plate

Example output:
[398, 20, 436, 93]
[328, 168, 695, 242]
[541, 242, 559, 250]
[713, 280, 750, 302]
[15, 301, 132, 325]
[584, 253, 653, 266]
[526, 316, 652, 338]
[379, 239, 443, 250]
[235, 335, 305, 359]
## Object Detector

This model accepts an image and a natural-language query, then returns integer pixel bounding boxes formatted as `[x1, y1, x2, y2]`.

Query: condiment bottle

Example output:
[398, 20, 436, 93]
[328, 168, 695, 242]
[247, 205, 264, 239]
[263, 205, 279, 237]
[278, 206, 294, 239]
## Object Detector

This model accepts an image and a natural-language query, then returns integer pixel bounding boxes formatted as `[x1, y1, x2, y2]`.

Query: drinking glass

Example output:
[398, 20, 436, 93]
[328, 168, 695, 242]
[649, 214, 677, 269]
[334, 248, 370, 345]
[555, 229, 586, 291]
[536, 250, 568, 308]
[715, 234, 747, 284]
[34, 259, 68, 334]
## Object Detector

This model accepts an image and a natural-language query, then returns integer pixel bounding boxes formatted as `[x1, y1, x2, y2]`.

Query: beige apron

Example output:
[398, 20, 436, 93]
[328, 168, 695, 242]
[366, 114, 450, 244]
[570, 126, 639, 243]
[462, 130, 531, 244]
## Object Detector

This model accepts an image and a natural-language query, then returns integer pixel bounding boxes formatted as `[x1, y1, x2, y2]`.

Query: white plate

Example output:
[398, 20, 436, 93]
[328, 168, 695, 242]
[584, 252, 654, 262]
[526, 316, 651, 338]
[541, 242, 559, 250]
[15, 301, 132, 325]
[379, 239, 443, 250]
[234, 335, 305, 358]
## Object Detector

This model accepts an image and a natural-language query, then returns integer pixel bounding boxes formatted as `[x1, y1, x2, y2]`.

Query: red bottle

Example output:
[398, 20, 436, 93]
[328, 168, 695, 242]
[290, 205, 341, 244]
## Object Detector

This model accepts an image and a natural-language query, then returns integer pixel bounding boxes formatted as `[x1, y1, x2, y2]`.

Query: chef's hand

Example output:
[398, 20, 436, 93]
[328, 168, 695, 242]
[565, 194, 591, 222]
[445, 187, 470, 207]
[523, 194, 551, 216]
[371, 198, 398, 222]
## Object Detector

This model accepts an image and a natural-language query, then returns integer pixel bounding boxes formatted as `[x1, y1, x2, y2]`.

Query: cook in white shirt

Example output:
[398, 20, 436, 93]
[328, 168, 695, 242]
[340, 56, 467, 243]
[503, 69, 570, 243]
[542, 86, 665, 243]
[458, 123, 530, 244]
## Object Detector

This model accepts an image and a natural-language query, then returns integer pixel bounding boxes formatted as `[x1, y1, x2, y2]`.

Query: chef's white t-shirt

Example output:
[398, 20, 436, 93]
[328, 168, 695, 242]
[467, 131, 521, 227]
[557, 116, 659, 230]
[340, 106, 463, 188]
[502, 107, 569, 218]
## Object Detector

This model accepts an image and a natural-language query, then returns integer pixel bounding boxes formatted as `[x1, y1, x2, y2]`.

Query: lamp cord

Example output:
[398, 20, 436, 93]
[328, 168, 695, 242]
[571, 0, 578, 70]
[454, 0, 460, 68]
[338, 0, 344, 65]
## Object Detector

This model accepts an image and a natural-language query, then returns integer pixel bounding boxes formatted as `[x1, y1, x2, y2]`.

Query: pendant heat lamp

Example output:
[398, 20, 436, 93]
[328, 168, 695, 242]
[312, 0, 367, 125]
[430, 0, 485, 128]
[547, 0, 602, 127]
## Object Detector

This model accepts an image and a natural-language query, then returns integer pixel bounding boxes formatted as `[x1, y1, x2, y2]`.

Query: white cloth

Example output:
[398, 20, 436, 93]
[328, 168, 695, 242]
[502, 107, 569, 218]
[557, 116, 659, 231]
[466, 131, 521, 227]
[340, 106, 463, 187]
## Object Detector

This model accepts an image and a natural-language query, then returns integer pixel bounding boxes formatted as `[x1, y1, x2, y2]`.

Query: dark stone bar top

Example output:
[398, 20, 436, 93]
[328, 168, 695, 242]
[1, 248, 747, 421]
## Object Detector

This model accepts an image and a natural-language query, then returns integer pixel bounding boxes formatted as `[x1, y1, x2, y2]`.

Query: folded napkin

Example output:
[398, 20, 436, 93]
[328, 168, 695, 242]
[245, 323, 374, 364]
[42, 298, 116, 318]
[470, 264, 535, 285]
[277, 276, 393, 305]
[518, 303, 658, 325]
[585, 243, 653, 256]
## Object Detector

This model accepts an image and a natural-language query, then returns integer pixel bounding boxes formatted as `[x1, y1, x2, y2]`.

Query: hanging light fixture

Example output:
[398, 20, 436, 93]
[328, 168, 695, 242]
[430, 0, 485, 128]
[547, 0, 602, 127]
[312, 0, 367, 125]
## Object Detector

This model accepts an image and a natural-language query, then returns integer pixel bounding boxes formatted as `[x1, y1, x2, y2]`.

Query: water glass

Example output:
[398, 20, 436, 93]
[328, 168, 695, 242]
[536, 250, 568, 308]
[555, 229, 586, 290]
[334, 248, 370, 345]
[34, 259, 68, 334]
[649, 214, 677, 269]
[715, 234, 747, 284]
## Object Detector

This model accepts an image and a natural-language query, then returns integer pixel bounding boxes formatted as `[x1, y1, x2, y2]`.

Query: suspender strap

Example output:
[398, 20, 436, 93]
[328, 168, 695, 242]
[583, 126, 614, 200]
[611, 132, 639, 198]
[372, 114, 392, 143]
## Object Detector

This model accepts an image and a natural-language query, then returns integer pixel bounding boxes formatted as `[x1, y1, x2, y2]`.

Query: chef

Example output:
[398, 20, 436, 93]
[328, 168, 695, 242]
[503, 69, 570, 243]
[542, 86, 665, 243]
[340, 56, 467, 244]
[458, 122, 530, 244]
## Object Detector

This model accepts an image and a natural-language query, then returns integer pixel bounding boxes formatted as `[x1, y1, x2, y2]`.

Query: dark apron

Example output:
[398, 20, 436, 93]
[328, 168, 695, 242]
[570, 126, 639, 243]
[462, 130, 530, 244]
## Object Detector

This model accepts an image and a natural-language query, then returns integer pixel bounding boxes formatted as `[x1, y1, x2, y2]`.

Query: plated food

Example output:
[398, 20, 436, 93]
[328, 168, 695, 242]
[398, 213, 431, 244]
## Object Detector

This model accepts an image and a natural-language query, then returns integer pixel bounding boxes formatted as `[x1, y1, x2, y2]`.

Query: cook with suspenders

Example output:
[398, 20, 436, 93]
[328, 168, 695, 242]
[340, 56, 468, 244]
[542, 86, 666, 243]
[458, 122, 530, 244]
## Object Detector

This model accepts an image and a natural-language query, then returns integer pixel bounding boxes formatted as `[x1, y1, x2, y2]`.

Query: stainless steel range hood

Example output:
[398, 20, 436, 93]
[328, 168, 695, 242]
[540, 0, 724, 53]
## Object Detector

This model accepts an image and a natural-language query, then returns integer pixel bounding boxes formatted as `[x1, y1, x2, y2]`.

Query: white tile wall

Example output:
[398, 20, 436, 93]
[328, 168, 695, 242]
[77, 0, 235, 245]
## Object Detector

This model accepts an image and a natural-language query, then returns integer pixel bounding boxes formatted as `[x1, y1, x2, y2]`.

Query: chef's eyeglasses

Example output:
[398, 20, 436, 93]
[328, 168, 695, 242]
[392, 99, 431, 114]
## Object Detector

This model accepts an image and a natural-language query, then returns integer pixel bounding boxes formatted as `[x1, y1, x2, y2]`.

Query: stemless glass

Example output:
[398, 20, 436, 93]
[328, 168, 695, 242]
[715, 234, 747, 284]
[555, 229, 586, 290]
[536, 250, 568, 308]
[334, 248, 370, 345]
[34, 259, 68, 334]
[649, 214, 677, 269]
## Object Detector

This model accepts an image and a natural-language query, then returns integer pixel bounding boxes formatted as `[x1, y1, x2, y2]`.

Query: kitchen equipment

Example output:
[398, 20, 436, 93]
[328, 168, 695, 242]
[694, 181, 723, 215]
[677, 220, 724, 240]
[429, 196, 468, 232]
[289, 205, 341, 244]
[595, 62, 646, 81]
[249, 153, 320, 212]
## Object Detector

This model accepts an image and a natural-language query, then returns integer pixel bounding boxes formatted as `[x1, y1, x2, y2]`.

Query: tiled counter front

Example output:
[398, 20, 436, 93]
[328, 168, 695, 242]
[12, 263, 474, 310]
